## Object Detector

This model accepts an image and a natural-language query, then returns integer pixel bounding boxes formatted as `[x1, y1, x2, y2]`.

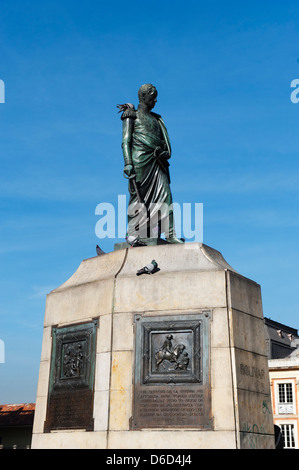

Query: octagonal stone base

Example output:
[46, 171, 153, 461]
[31, 243, 275, 449]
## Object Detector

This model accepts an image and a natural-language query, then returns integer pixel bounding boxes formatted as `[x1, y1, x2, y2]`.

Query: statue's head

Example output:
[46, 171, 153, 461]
[138, 83, 157, 109]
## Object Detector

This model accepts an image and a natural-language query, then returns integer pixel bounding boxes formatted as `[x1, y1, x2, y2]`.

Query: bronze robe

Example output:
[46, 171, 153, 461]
[121, 107, 175, 238]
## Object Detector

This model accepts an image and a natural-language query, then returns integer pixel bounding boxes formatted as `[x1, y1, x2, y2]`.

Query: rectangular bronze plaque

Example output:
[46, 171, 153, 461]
[131, 312, 212, 429]
[44, 320, 98, 432]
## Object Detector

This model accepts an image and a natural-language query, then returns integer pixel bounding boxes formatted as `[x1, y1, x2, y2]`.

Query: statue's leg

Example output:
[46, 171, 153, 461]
[163, 198, 184, 244]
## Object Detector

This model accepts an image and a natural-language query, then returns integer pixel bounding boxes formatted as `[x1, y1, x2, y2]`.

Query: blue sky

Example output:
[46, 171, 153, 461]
[0, 0, 299, 403]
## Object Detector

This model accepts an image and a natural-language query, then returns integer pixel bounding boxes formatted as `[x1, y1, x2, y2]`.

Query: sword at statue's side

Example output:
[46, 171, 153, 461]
[123, 169, 143, 204]
[130, 175, 150, 224]
[124, 172, 151, 232]
[130, 175, 143, 205]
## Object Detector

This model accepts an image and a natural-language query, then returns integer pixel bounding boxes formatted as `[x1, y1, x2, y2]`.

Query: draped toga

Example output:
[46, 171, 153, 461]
[121, 106, 175, 238]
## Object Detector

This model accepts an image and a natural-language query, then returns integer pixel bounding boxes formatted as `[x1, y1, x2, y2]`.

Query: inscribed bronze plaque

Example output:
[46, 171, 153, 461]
[44, 320, 98, 432]
[131, 312, 212, 429]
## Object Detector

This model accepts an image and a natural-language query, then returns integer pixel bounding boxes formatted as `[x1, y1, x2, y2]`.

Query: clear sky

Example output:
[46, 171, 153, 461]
[0, 0, 299, 403]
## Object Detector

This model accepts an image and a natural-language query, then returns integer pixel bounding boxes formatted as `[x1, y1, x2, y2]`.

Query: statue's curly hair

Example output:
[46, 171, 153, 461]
[138, 83, 157, 102]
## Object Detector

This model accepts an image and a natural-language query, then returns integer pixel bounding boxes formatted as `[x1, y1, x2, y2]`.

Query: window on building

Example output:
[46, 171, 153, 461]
[280, 424, 296, 449]
[277, 382, 295, 414]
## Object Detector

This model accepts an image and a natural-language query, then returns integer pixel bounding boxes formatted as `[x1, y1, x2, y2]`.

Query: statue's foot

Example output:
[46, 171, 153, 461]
[165, 237, 185, 244]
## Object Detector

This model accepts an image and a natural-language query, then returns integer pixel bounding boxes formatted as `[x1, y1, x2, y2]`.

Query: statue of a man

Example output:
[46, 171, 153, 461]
[119, 84, 183, 243]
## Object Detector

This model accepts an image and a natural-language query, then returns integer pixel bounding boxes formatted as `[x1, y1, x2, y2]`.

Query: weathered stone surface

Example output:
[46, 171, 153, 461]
[234, 349, 271, 394]
[44, 279, 114, 326]
[32, 430, 108, 449]
[114, 270, 227, 313]
[240, 432, 275, 450]
[237, 389, 273, 436]
[230, 309, 267, 355]
[227, 271, 263, 318]
[107, 430, 237, 449]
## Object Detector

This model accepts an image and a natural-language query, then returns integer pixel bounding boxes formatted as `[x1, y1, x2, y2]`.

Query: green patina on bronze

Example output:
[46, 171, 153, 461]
[44, 320, 98, 432]
[118, 84, 184, 244]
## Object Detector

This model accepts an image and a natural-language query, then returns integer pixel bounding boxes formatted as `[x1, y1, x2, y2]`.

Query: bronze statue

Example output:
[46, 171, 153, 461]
[118, 84, 184, 244]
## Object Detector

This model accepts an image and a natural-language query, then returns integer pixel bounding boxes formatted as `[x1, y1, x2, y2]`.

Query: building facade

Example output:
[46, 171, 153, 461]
[268, 351, 299, 449]
[0, 404, 35, 449]
[265, 318, 299, 449]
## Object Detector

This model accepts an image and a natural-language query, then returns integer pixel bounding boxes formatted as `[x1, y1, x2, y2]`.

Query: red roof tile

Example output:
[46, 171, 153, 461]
[0, 403, 35, 427]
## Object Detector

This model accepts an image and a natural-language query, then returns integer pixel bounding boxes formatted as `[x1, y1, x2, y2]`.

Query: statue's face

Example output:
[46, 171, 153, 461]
[143, 88, 157, 109]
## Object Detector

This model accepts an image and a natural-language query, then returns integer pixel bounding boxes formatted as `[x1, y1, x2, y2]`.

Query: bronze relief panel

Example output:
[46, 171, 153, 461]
[132, 312, 212, 429]
[44, 319, 98, 432]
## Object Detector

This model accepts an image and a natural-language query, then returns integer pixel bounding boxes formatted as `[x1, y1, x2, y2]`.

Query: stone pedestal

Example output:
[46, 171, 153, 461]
[31, 243, 275, 449]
